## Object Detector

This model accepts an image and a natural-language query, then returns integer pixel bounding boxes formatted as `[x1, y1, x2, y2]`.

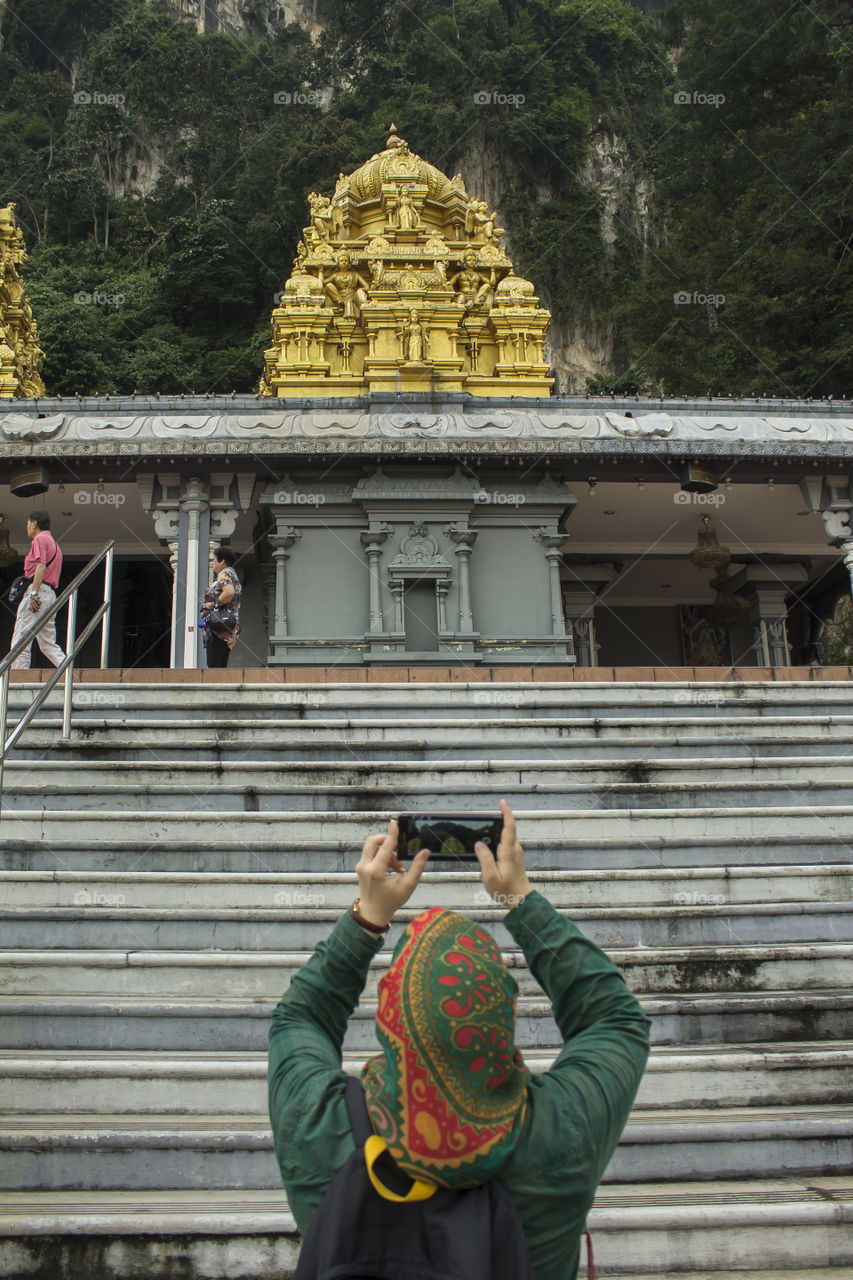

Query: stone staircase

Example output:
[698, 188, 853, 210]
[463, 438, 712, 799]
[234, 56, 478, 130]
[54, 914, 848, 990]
[0, 678, 851, 1280]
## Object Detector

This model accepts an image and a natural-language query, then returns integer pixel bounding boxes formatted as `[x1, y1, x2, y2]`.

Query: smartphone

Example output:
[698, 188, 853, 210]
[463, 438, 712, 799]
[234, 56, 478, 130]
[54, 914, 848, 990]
[397, 813, 503, 862]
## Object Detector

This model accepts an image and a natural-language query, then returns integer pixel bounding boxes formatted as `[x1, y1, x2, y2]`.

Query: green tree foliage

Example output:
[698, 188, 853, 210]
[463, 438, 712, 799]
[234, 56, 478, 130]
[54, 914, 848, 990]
[0, 0, 849, 396]
[615, 0, 853, 396]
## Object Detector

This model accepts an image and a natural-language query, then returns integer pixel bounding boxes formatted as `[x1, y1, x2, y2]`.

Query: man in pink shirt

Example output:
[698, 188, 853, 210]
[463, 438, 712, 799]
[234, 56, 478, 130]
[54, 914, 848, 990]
[9, 509, 65, 670]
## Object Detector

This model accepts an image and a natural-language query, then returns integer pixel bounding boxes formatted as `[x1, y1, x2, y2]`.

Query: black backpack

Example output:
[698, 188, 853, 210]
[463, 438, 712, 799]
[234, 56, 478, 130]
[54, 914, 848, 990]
[293, 1077, 536, 1280]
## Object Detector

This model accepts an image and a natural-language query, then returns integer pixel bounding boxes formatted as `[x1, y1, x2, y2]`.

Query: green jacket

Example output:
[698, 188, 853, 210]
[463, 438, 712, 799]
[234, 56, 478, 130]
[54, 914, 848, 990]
[269, 890, 650, 1280]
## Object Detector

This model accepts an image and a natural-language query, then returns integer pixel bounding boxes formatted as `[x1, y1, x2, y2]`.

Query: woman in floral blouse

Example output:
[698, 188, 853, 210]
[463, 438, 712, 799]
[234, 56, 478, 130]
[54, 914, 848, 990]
[200, 546, 242, 668]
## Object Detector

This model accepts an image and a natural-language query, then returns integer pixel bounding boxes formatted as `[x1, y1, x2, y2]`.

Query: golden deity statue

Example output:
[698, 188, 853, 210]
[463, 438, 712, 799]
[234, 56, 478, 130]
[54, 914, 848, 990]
[260, 126, 552, 397]
[0, 204, 45, 398]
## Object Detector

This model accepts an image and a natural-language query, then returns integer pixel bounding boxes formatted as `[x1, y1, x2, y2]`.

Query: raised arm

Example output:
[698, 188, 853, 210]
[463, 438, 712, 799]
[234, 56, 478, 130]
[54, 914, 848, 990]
[476, 801, 650, 1175]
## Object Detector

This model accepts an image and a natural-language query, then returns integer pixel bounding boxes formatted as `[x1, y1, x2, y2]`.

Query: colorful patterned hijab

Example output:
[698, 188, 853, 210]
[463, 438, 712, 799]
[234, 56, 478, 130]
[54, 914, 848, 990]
[361, 907, 529, 1189]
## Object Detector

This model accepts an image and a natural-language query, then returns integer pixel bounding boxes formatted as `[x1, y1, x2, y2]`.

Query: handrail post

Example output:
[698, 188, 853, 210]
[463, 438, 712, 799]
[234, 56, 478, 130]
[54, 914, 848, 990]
[62, 590, 79, 740]
[0, 667, 8, 810]
[100, 546, 114, 669]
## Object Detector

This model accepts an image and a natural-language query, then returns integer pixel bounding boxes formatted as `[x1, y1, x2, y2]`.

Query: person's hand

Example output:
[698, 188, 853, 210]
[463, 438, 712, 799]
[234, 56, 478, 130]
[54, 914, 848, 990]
[29, 592, 41, 614]
[475, 799, 531, 910]
[354, 819, 429, 930]
[201, 601, 213, 612]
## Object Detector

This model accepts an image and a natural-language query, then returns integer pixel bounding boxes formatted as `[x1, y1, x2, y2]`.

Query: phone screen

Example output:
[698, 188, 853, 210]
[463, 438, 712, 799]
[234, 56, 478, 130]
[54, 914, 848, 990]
[397, 813, 503, 862]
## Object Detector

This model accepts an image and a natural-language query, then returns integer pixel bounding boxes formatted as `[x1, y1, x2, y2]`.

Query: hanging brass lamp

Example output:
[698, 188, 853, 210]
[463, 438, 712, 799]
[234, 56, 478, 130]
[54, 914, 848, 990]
[689, 515, 730, 572]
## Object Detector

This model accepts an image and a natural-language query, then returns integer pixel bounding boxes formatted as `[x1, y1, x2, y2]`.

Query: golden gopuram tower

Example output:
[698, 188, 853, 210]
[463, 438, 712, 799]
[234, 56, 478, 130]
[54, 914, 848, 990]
[260, 126, 553, 398]
[0, 203, 45, 398]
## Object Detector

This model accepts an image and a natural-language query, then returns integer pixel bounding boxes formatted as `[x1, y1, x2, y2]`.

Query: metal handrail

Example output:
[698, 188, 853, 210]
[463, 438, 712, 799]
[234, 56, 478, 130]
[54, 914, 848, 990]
[0, 540, 115, 814]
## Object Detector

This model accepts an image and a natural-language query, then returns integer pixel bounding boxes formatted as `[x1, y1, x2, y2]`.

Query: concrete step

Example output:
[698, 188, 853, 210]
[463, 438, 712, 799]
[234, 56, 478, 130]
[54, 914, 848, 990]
[9, 678, 853, 717]
[4, 803, 853, 850]
[2, 1043, 849, 1115]
[13, 712, 853, 755]
[16, 725, 853, 762]
[3, 1104, 850, 1190]
[1, 1181, 850, 1276]
[7, 771, 853, 811]
[10, 755, 853, 789]
[4, 830, 850, 872]
[6, 865, 850, 910]
[4, 902, 853, 950]
[4, 990, 848, 1051]
[2, 942, 850, 1002]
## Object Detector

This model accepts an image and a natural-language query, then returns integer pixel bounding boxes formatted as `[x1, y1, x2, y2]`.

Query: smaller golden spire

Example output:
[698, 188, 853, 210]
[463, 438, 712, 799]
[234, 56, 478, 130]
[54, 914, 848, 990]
[0, 204, 45, 398]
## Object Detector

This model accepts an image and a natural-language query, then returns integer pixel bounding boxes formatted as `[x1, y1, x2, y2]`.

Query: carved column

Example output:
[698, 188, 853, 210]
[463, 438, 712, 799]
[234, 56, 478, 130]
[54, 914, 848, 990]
[436, 580, 450, 634]
[269, 528, 301, 638]
[726, 565, 808, 668]
[180, 478, 209, 668]
[391, 580, 406, 634]
[137, 473, 186, 669]
[559, 564, 618, 667]
[534, 530, 568, 637]
[360, 524, 392, 634]
[568, 611, 598, 667]
[801, 475, 853, 595]
[753, 617, 791, 668]
[444, 524, 478, 634]
[167, 540, 180, 668]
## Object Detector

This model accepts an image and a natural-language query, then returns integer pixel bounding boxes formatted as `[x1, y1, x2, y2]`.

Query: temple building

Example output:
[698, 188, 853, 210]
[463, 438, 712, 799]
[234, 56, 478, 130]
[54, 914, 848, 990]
[1, 138, 853, 671]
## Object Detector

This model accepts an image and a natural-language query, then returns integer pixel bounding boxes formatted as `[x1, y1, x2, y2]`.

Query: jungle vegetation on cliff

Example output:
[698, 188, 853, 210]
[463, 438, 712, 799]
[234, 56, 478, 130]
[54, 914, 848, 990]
[0, 0, 850, 396]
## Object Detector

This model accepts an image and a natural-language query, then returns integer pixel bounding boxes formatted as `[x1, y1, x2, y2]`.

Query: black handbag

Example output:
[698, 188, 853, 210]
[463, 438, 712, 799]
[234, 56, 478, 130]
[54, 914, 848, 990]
[206, 605, 237, 636]
[7, 575, 29, 605]
[7, 541, 58, 605]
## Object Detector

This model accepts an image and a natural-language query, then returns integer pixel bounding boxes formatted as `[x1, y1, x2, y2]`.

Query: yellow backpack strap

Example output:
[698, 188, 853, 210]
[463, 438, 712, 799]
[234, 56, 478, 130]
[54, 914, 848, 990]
[364, 1135, 437, 1204]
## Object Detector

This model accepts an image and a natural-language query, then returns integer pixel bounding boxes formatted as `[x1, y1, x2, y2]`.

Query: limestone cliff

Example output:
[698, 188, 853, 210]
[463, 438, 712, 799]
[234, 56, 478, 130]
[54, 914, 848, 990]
[159, 0, 326, 39]
[460, 129, 657, 393]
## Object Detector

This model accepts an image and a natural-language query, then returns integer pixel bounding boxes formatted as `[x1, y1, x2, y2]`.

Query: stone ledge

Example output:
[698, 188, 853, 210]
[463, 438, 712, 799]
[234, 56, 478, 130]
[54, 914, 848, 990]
[8, 666, 850, 684]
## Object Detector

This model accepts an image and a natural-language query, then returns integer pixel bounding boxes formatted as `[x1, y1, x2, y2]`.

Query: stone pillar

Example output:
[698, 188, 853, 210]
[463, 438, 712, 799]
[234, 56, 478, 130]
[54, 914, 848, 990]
[534, 530, 567, 637]
[559, 564, 618, 666]
[436, 580, 450, 634]
[360, 524, 392, 634]
[138, 472, 185, 669]
[726, 564, 809, 668]
[269, 528, 301, 638]
[800, 476, 853, 596]
[444, 525, 478, 634]
[563, 605, 598, 667]
[167, 540, 180, 668]
[391, 580, 406, 634]
[180, 478, 209, 669]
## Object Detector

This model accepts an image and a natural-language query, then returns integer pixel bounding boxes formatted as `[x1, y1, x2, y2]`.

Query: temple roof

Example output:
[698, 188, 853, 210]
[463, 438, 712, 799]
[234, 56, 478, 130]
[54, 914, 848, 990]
[342, 125, 462, 204]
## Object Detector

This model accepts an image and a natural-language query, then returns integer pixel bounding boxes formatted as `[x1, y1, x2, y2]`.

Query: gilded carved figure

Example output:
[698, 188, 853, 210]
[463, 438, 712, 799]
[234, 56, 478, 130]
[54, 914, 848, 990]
[396, 190, 421, 231]
[450, 252, 495, 312]
[308, 193, 334, 242]
[398, 310, 428, 362]
[323, 252, 370, 320]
